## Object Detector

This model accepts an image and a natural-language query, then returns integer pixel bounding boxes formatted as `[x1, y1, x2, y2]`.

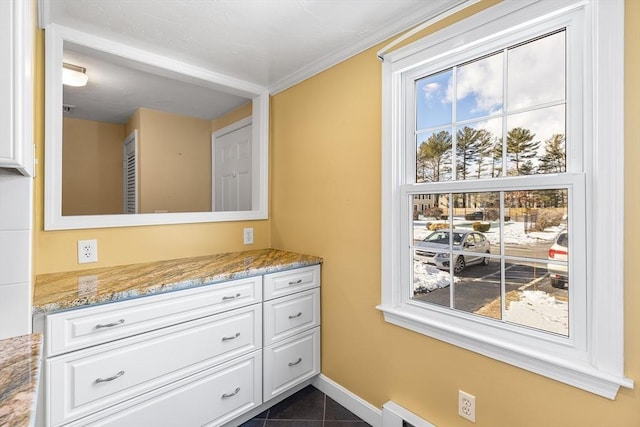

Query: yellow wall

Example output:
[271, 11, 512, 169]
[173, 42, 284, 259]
[61, 117, 124, 215]
[212, 102, 252, 133]
[269, 1, 640, 426]
[134, 108, 212, 213]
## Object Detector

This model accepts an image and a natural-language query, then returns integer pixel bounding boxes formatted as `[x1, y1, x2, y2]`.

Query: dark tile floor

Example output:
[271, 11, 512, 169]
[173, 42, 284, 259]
[240, 385, 371, 426]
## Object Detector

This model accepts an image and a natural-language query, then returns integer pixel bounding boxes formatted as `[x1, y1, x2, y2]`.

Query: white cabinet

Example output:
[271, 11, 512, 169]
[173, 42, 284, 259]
[36, 265, 321, 427]
[263, 266, 321, 400]
[66, 351, 263, 427]
[0, 0, 34, 176]
[48, 304, 262, 426]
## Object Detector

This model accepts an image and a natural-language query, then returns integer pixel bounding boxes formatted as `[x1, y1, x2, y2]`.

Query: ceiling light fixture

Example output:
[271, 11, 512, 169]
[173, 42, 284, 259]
[62, 62, 88, 87]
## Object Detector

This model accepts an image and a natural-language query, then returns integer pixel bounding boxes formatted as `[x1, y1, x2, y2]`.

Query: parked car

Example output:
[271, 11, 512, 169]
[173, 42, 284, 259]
[464, 211, 484, 220]
[547, 231, 568, 288]
[415, 229, 490, 273]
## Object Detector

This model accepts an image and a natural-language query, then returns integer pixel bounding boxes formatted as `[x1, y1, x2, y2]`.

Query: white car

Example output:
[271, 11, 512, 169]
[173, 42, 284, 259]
[415, 229, 490, 273]
[548, 231, 568, 288]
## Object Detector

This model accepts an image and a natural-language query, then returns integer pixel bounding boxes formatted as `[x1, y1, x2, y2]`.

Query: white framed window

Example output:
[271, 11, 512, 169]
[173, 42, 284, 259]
[379, 0, 632, 398]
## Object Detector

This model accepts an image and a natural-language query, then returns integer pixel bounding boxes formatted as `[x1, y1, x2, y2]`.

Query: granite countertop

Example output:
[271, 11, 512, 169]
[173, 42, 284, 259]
[33, 248, 322, 315]
[0, 334, 43, 427]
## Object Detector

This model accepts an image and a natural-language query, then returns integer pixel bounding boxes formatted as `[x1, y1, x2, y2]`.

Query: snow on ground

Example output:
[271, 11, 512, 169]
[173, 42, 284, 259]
[413, 262, 458, 292]
[504, 290, 568, 335]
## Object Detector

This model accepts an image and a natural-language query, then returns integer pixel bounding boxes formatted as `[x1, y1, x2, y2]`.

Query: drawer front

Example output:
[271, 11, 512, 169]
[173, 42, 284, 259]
[263, 289, 320, 346]
[69, 351, 262, 427]
[48, 304, 262, 427]
[263, 265, 320, 300]
[46, 276, 262, 356]
[263, 327, 320, 401]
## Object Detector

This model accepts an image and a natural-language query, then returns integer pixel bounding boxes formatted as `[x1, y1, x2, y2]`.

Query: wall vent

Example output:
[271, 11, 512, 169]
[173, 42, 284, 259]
[382, 401, 436, 427]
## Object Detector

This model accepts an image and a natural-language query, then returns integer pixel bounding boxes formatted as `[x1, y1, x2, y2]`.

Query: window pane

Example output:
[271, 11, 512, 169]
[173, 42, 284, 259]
[508, 31, 565, 111]
[506, 105, 565, 176]
[453, 257, 501, 319]
[503, 189, 568, 260]
[453, 191, 502, 254]
[416, 69, 453, 130]
[504, 261, 569, 336]
[416, 129, 452, 183]
[412, 194, 448, 242]
[456, 52, 503, 121]
[455, 118, 502, 180]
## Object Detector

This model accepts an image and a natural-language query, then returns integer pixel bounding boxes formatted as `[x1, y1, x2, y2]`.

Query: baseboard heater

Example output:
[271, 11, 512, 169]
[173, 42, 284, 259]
[381, 401, 436, 427]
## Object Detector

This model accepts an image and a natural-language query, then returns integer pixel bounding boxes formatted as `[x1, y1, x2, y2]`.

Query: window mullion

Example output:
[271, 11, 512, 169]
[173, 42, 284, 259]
[501, 47, 508, 178]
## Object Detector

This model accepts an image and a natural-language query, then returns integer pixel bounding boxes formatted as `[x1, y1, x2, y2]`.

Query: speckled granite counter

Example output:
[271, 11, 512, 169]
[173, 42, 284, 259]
[0, 334, 43, 427]
[33, 248, 322, 315]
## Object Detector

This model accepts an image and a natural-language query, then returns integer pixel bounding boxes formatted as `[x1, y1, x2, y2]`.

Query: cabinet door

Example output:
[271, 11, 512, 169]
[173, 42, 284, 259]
[67, 351, 262, 427]
[0, 0, 33, 175]
[47, 304, 262, 426]
[263, 288, 320, 346]
[46, 276, 262, 356]
[263, 265, 321, 300]
[263, 327, 320, 401]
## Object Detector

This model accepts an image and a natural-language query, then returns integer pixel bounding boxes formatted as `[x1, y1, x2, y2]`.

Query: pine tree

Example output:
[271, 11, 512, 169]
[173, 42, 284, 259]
[417, 130, 452, 183]
[456, 126, 481, 181]
[474, 129, 493, 179]
[491, 137, 503, 177]
[506, 127, 541, 175]
[538, 133, 566, 174]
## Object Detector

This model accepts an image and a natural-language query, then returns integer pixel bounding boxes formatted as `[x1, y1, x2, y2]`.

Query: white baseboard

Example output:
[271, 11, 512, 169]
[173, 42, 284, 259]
[311, 374, 382, 427]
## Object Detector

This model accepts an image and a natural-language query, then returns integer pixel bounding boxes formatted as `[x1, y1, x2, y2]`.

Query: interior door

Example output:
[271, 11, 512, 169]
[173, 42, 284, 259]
[213, 123, 252, 211]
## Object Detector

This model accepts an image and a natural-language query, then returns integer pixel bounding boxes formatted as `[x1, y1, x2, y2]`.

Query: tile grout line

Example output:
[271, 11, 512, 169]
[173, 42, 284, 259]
[323, 392, 327, 425]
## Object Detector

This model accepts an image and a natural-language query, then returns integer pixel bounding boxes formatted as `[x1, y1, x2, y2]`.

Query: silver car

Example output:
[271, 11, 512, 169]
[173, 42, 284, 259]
[415, 229, 491, 273]
[548, 231, 568, 288]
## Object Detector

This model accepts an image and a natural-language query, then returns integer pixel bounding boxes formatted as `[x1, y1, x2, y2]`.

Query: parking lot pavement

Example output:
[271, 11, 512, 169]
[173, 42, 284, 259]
[413, 261, 568, 313]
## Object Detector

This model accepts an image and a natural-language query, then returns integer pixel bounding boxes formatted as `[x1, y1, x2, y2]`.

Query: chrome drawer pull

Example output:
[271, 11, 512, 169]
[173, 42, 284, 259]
[221, 387, 241, 398]
[95, 319, 125, 329]
[288, 312, 303, 319]
[95, 370, 125, 383]
[288, 279, 303, 285]
[222, 293, 241, 301]
[288, 357, 303, 367]
[222, 332, 241, 341]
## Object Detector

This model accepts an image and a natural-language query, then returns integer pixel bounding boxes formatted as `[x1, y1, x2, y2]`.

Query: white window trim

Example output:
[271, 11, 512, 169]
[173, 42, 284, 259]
[378, 0, 632, 399]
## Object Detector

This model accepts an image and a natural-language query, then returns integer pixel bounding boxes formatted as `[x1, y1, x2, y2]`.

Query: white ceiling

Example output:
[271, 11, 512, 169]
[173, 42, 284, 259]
[43, 0, 471, 123]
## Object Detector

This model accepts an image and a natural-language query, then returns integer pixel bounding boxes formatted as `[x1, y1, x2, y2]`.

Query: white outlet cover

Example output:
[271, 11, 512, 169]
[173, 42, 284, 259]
[77, 239, 98, 264]
[243, 228, 254, 245]
[458, 390, 476, 423]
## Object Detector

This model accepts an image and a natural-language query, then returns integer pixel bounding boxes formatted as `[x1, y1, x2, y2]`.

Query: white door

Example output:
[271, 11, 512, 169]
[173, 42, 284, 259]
[213, 122, 252, 211]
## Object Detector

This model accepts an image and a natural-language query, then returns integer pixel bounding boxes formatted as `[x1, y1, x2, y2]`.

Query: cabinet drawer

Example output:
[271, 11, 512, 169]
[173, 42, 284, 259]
[67, 351, 262, 427]
[47, 304, 262, 427]
[263, 327, 320, 401]
[263, 289, 320, 346]
[263, 265, 320, 300]
[46, 276, 262, 356]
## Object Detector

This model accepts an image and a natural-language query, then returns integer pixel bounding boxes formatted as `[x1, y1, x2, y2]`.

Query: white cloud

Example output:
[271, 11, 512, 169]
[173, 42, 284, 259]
[445, 52, 503, 115]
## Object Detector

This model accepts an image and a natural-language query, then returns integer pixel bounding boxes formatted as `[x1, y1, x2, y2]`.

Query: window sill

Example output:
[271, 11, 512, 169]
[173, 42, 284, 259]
[377, 304, 633, 399]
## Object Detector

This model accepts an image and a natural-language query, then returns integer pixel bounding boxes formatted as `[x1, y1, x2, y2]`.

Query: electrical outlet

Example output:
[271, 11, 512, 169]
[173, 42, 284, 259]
[243, 227, 254, 245]
[458, 390, 476, 423]
[77, 239, 98, 264]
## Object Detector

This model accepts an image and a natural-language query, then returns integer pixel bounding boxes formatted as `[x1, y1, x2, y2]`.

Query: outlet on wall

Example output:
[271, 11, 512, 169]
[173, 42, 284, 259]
[77, 239, 98, 264]
[243, 227, 254, 245]
[458, 390, 476, 423]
